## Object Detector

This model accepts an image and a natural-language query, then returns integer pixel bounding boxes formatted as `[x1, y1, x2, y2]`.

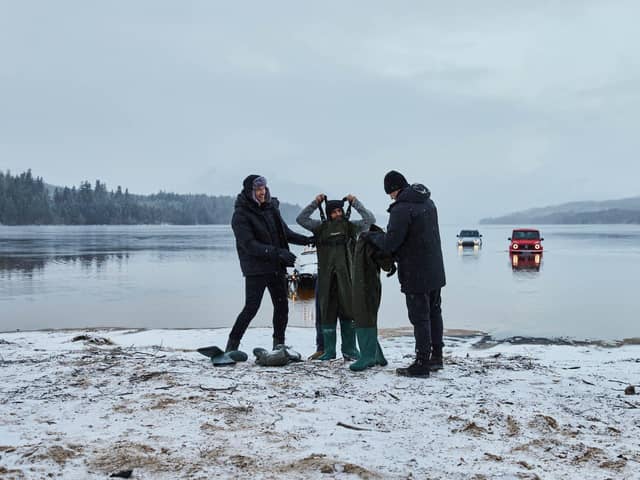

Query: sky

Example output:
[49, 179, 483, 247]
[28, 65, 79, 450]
[1, 1, 639, 223]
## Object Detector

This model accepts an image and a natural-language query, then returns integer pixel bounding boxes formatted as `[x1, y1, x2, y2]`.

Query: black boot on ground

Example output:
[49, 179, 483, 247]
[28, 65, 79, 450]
[396, 352, 430, 378]
[428, 346, 443, 371]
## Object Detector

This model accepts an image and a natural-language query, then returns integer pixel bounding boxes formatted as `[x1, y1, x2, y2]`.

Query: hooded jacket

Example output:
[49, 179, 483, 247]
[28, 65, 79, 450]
[231, 181, 309, 277]
[370, 184, 446, 294]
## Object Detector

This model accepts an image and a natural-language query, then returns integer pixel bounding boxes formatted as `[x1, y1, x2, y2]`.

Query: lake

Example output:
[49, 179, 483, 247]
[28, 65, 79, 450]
[1, 224, 639, 340]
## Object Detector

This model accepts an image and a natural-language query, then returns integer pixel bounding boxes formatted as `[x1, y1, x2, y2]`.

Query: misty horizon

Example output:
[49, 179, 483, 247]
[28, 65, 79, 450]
[2, 2, 639, 223]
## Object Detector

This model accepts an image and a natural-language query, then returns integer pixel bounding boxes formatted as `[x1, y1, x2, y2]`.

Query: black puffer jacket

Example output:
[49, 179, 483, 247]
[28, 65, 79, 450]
[231, 188, 309, 277]
[371, 184, 446, 294]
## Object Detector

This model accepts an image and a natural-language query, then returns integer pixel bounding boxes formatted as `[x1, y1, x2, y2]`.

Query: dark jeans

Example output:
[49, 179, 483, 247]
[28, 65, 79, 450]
[405, 289, 444, 355]
[229, 272, 289, 345]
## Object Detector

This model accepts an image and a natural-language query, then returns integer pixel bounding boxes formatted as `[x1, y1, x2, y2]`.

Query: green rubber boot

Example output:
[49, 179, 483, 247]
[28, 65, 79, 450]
[340, 319, 360, 360]
[349, 328, 378, 371]
[318, 328, 337, 360]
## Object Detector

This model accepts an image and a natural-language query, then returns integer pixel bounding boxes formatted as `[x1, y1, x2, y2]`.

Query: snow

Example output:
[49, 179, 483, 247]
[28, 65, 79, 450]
[1, 327, 639, 479]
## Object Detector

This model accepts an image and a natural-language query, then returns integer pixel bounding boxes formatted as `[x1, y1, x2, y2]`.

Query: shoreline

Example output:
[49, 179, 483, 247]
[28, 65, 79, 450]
[3, 325, 640, 347]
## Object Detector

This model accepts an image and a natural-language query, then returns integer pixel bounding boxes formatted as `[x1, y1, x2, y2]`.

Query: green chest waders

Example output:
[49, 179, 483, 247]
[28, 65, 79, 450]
[314, 220, 360, 360]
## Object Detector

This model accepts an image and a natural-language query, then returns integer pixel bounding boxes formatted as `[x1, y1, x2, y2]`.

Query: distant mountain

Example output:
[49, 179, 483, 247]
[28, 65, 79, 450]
[480, 196, 640, 224]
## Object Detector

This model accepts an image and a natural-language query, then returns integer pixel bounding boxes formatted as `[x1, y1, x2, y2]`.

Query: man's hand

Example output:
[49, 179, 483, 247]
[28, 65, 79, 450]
[345, 194, 356, 204]
[277, 249, 297, 267]
[315, 193, 325, 204]
[305, 236, 316, 247]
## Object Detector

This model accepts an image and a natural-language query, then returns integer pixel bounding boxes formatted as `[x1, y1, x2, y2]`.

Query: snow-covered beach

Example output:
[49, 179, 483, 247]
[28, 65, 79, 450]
[1, 327, 639, 479]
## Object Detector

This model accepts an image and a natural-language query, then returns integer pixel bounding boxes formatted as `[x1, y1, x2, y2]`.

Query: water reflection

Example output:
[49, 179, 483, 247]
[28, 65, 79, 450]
[510, 253, 542, 272]
[457, 245, 481, 260]
[290, 287, 316, 328]
[0, 253, 131, 278]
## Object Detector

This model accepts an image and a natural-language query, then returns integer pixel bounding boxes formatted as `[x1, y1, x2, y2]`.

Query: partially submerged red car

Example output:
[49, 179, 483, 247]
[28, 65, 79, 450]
[508, 228, 544, 254]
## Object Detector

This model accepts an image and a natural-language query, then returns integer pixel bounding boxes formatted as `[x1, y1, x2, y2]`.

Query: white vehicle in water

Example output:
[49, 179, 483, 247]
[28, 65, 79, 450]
[288, 247, 317, 292]
[456, 229, 483, 248]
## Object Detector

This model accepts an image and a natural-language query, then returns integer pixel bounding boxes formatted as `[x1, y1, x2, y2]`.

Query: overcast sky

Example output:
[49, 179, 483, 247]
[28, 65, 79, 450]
[1, 1, 639, 222]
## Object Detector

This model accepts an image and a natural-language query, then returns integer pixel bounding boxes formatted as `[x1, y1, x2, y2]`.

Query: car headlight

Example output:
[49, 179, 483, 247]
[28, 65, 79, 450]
[512, 243, 519, 250]
[458, 240, 463, 245]
[534, 244, 540, 250]
[473, 239, 480, 244]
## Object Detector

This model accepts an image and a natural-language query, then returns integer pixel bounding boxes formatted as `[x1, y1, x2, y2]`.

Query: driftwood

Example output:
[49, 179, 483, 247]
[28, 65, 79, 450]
[337, 421, 373, 431]
[199, 385, 238, 393]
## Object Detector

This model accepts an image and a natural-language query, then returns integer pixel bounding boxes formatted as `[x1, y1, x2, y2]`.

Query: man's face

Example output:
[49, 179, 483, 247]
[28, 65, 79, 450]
[254, 186, 267, 204]
[330, 209, 343, 220]
[389, 189, 400, 200]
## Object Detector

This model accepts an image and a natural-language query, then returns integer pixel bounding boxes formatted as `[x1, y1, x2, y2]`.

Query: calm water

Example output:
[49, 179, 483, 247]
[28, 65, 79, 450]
[1, 224, 639, 340]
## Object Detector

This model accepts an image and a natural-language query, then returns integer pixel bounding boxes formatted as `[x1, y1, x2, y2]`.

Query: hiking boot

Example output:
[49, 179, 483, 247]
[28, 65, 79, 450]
[428, 355, 443, 371]
[396, 352, 430, 378]
[429, 346, 443, 371]
[308, 350, 324, 360]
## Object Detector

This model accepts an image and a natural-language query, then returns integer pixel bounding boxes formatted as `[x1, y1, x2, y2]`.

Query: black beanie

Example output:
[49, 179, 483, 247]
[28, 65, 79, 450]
[325, 199, 345, 217]
[384, 170, 409, 194]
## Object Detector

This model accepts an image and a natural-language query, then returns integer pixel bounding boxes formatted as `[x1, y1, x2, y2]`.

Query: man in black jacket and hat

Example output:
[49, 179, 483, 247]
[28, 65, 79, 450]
[366, 170, 446, 377]
[226, 175, 312, 352]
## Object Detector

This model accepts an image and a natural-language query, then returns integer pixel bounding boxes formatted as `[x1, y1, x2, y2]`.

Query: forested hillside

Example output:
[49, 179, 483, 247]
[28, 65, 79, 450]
[0, 170, 300, 225]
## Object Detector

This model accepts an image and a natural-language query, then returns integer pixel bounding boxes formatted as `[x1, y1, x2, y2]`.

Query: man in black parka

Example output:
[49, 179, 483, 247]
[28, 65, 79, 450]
[226, 175, 312, 352]
[367, 170, 446, 377]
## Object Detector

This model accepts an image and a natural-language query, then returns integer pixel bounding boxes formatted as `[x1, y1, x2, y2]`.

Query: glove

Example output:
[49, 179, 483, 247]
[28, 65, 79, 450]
[277, 249, 296, 267]
[306, 236, 316, 247]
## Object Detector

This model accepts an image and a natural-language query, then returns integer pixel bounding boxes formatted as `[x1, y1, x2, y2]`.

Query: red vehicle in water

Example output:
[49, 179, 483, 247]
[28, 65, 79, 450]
[508, 228, 544, 254]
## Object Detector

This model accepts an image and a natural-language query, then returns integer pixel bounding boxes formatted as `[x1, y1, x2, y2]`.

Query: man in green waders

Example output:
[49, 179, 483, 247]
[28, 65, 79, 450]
[296, 193, 375, 360]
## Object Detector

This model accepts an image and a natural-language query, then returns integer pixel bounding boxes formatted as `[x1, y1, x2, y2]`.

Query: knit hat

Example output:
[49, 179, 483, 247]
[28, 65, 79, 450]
[383, 170, 409, 194]
[242, 174, 267, 191]
[325, 199, 345, 217]
[242, 174, 270, 204]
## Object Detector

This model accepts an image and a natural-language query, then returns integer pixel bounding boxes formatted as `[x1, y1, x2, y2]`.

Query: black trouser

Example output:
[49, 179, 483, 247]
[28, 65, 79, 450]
[405, 289, 443, 355]
[229, 272, 289, 345]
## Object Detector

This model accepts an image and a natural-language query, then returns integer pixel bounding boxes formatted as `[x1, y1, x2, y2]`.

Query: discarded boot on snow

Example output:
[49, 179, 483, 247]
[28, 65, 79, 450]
[196, 345, 249, 365]
[396, 352, 430, 378]
[227, 350, 248, 362]
[253, 347, 289, 366]
[198, 345, 247, 365]
[273, 344, 302, 362]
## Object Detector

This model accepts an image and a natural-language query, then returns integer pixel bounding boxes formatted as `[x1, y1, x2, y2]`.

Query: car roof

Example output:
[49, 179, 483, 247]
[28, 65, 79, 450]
[512, 228, 540, 232]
